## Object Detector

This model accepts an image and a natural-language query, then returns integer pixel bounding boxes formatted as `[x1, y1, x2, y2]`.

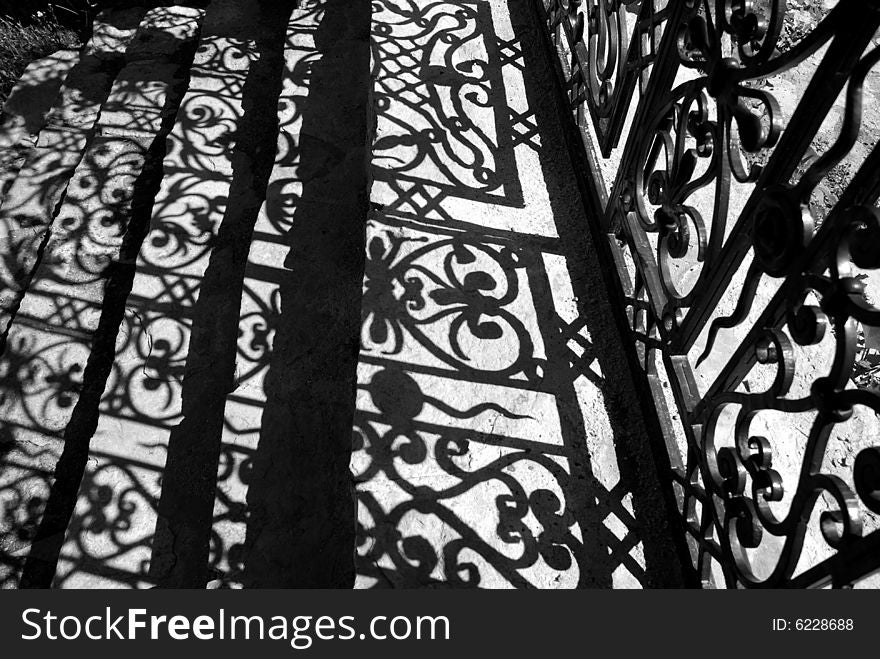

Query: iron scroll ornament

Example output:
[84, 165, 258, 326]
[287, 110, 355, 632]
[537, 0, 880, 586]
[697, 203, 880, 586]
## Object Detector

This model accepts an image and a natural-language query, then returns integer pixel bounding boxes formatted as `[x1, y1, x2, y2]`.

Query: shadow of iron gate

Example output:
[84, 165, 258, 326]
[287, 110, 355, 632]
[533, 0, 880, 588]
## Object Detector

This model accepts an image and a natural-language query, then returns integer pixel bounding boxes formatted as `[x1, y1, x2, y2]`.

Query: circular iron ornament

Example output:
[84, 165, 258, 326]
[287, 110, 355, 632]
[751, 185, 814, 278]
[838, 205, 880, 275]
[854, 447, 880, 515]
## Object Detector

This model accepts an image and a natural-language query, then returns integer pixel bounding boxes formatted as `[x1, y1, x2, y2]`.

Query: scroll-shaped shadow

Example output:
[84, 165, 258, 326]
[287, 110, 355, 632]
[2, 0, 370, 588]
[370, 0, 527, 220]
[351, 0, 685, 588]
[0, 0, 685, 589]
[0, 5, 236, 588]
[0, 7, 147, 345]
[39, 7, 299, 587]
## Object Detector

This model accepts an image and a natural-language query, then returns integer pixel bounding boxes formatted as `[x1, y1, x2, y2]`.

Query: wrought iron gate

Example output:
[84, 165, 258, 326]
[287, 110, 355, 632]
[535, 0, 880, 587]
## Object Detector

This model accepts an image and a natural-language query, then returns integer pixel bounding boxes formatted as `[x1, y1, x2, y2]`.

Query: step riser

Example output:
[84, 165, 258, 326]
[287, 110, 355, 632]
[214, 0, 371, 588]
[211, 6, 324, 587]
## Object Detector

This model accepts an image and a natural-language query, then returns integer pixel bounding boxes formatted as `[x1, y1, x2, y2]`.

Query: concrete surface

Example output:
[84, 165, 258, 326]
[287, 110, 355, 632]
[0, 0, 686, 589]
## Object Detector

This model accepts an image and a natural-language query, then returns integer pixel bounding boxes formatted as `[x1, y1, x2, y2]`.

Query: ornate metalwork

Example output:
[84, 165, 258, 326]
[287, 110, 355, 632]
[536, 0, 880, 587]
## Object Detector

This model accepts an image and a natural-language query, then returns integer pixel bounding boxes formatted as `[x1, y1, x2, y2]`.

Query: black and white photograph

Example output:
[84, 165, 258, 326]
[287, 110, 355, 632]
[0, 0, 877, 632]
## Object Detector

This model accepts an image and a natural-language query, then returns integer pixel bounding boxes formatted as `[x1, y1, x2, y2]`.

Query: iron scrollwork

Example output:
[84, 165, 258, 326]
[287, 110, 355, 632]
[537, 0, 880, 587]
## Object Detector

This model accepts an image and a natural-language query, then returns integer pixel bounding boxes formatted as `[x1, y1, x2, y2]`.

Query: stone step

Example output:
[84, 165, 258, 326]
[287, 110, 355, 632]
[49, 0, 294, 589]
[0, 4, 204, 589]
[0, 7, 147, 346]
[0, 48, 80, 204]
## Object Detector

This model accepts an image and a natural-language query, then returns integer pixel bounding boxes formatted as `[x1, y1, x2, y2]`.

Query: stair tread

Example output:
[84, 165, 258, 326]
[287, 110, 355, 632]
[0, 8, 152, 345]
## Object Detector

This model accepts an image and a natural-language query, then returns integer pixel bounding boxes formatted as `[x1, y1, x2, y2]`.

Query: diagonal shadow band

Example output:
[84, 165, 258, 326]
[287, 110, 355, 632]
[235, 0, 371, 588]
[146, 2, 297, 589]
